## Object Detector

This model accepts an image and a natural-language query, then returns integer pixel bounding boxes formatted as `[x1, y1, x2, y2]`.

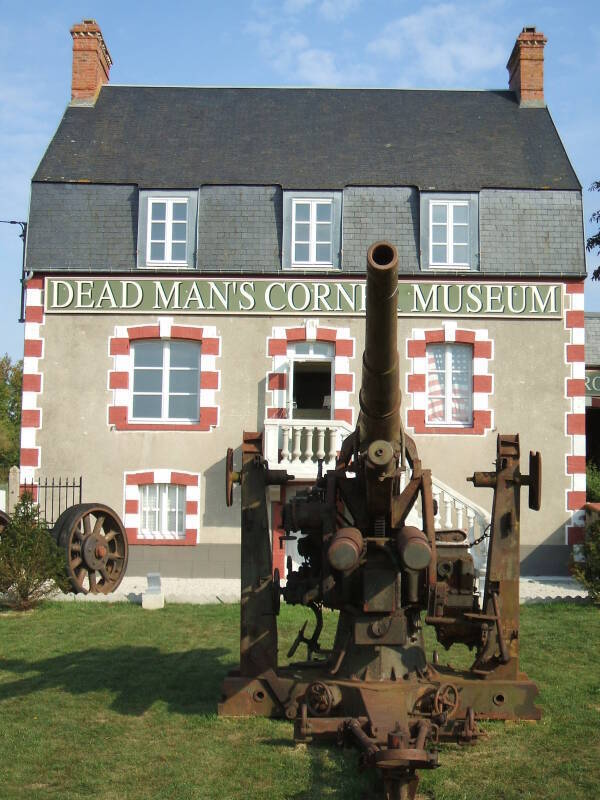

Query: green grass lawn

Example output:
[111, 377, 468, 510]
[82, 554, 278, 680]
[0, 601, 598, 800]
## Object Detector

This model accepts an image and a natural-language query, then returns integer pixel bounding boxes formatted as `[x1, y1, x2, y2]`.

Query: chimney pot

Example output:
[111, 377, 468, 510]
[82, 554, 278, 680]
[70, 19, 112, 103]
[507, 26, 547, 107]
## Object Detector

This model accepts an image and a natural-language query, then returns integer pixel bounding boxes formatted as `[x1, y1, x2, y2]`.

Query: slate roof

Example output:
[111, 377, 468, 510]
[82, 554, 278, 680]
[33, 86, 580, 191]
[586, 313, 600, 365]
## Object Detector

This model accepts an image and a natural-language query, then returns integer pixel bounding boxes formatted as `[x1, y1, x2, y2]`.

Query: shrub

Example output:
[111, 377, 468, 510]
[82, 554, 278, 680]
[571, 517, 600, 604]
[0, 493, 69, 610]
[586, 461, 600, 502]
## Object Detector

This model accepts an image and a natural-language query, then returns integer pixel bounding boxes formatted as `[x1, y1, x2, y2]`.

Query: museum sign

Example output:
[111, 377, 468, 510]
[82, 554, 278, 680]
[44, 277, 562, 318]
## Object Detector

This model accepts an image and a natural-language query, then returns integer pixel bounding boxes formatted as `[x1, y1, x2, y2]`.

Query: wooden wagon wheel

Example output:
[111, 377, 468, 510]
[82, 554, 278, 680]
[225, 447, 241, 507]
[0, 509, 10, 534]
[52, 503, 128, 594]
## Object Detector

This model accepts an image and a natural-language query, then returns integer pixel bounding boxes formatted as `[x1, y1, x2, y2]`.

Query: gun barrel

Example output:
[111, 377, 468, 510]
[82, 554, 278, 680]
[358, 242, 401, 448]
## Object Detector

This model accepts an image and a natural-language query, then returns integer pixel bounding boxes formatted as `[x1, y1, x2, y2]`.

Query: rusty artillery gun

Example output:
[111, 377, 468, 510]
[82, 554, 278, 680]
[221, 242, 542, 799]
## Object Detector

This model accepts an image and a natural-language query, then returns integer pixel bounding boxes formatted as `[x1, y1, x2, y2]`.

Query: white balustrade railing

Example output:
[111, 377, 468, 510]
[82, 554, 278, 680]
[403, 472, 490, 587]
[264, 418, 491, 586]
[263, 418, 354, 479]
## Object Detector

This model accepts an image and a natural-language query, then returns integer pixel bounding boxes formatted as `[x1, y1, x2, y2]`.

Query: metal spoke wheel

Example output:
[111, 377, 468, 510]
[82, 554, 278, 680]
[51, 503, 128, 594]
[0, 509, 10, 534]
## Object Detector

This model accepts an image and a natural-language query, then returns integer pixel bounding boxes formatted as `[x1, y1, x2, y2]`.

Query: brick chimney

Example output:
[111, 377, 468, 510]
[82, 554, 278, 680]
[506, 27, 547, 107]
[70, 19, 112, 103]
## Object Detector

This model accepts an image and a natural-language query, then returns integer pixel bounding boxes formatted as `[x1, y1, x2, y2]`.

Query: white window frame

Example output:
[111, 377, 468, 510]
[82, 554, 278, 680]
[139, 483, 186, 538]
[426, 343, 473, 427]
[146, 197, 189, 266]
[291, 198, 334, 268]
[129, 340, 201, 424]
[287, 341, 335, 421]
[429, 200, 470, 269]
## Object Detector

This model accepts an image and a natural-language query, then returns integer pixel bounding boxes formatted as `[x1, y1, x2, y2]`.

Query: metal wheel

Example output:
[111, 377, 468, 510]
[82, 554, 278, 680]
[225, 447, 240, 507]
[52, 503, 128, 594]
[0, 509, 10, 534]
[433, 683, 460, 718]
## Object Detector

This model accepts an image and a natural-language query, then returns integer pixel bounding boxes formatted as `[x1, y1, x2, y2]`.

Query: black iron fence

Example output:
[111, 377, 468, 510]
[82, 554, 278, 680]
[20, 477, 82, 527]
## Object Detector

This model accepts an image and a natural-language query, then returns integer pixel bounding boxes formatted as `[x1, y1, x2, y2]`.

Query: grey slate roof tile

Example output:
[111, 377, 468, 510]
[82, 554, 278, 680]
[33, 86, 580, 192]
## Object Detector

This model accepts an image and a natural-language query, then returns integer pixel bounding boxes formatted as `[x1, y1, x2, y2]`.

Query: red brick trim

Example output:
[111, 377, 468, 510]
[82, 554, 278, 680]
[109, 371, 129, 389]
[567, 526, 585, 545]
[566, 379, 585, 397]
[268, 339, 287, 356]
[567, 491, 587, 511]
[110, 338, 130, 355]
[567, 456, 586, 474]
[267, 407, 287, 419]
[566, 344, 585, 363]
[266, 323, 355, 426]
[268, 372, 287, 390]
[25, 306, 44, 323]
[124, 469, 200, 546]
[24, 340, 43, 357]
[407, 340, 426, 358]
[20, 448, 40, 467]
[565, 282, 585, 294]
[171, 325, 204, 341]
[21, 280, 45, 482]
[566, 414, 585, 435]
[334, 339, 354, 357]
[406, 326, 493, 436]
[21, 410, 41, 428]
[108, 322, 220, 432]
[128, 324, 160, 340]
[566, 310, 584, 328]
[334, 409, 353, 425]
[23, 374, 42, 392]
[334, 373, 353, 391]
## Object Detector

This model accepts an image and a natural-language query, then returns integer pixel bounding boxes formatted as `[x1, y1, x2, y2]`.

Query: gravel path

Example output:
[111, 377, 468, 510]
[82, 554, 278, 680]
[51, 575, 588, 605]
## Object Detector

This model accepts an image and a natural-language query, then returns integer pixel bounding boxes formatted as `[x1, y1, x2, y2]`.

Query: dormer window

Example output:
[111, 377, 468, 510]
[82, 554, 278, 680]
[137, 190, 198, 269]
[283, 191, 342, 270]
[420, 193, 479, 271]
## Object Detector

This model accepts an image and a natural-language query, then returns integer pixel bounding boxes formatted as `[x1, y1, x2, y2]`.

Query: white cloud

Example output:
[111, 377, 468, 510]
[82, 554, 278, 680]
[245, 2, 374, 85]
[367, 3, 505, 86]
[283, 0, 315, 13]
[319, 0, 361, 21]
[281, 0, 360, 19]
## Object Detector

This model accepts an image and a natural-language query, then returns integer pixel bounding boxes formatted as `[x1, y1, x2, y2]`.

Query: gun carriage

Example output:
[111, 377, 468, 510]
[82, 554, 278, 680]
[220, 242, 542, 799]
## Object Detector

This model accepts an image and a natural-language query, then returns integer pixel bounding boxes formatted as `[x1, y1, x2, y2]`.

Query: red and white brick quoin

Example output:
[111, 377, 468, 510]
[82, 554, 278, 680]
[564, 283, 586, 548]
[266, 319, 355, 424]
[123, 469, 200, 545]
[107, 318, 221, 431]
[20, 278, 45, 483]
[405, 321, 494, 436]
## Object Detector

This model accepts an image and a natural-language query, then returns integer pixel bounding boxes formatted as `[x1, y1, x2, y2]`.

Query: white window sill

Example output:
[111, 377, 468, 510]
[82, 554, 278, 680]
[425, 421, 473, 428]
[129, 418, 200, 425]
[138, 263, 193, 270]
[427, 265, 472, 271]
[288, 266, 338, 272]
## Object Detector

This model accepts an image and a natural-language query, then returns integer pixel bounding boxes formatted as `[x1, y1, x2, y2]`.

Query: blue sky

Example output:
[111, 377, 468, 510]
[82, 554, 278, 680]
[1, 0, 598, 360]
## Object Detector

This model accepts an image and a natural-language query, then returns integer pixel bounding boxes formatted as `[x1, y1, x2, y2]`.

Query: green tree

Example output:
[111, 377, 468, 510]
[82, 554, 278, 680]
[0, 492, 69, 609]
[588, 181, 600, 280]
[0, 354, 22, 482]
